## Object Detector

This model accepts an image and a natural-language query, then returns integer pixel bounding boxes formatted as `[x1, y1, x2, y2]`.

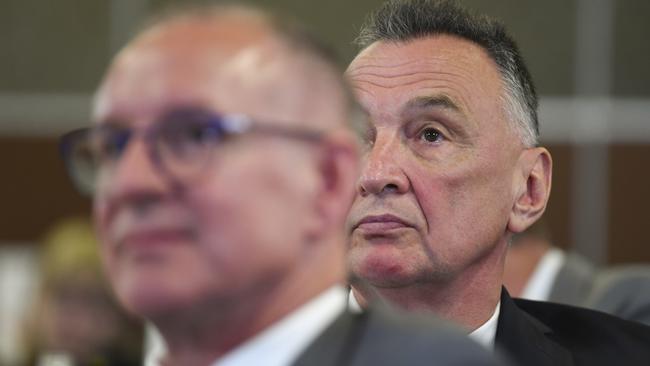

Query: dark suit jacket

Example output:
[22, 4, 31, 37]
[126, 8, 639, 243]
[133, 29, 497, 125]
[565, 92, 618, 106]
[496, 289, 650, 366]
[294, 305, 502, 366]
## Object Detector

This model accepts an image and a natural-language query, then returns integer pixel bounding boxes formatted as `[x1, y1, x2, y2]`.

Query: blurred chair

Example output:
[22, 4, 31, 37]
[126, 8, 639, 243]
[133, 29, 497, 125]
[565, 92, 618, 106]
[22, 217, 143, 366]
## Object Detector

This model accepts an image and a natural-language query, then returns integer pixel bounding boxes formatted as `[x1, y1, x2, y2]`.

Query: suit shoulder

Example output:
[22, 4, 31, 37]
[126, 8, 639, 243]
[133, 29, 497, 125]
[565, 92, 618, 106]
[514, 298, 649, 334]
[514, 298, 650, 362]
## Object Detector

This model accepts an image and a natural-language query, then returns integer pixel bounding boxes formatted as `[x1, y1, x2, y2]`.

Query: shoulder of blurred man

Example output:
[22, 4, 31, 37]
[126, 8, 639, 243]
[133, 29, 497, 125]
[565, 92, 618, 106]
[587, 265, 650, 325]
[547, 251, 650, 325]
[294, 303, 506, 366]
[546, 251, 596, 306]
[497, 288, 650, 366]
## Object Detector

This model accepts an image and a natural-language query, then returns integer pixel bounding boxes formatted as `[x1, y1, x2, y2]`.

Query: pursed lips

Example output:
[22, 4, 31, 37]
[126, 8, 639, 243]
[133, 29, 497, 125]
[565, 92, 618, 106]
[353, 214, 412, 235]
[110, 215, 195, 253]
[107, 204, 196, 245]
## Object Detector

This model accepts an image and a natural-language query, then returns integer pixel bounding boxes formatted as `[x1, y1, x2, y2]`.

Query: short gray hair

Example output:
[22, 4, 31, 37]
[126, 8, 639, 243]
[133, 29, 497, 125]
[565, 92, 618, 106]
[356, 0, 539, 147]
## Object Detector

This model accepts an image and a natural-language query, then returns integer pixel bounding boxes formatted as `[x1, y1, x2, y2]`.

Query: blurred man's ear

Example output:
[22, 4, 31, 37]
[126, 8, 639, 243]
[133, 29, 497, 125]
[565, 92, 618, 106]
[508, 147, 552, 234]
[312, 130, 360, 235]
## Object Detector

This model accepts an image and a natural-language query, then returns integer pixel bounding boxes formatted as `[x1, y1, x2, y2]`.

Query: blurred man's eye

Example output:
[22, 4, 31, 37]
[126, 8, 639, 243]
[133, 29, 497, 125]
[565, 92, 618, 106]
[181, 122, 222, 145]
[96, 130, 130, 161]
[157, 117, 225, 163]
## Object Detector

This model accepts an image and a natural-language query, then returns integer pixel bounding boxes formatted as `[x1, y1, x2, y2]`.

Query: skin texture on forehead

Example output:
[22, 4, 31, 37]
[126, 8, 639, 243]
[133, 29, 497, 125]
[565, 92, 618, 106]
[95, 12, 348, 133]
[347, 35, 515, 144]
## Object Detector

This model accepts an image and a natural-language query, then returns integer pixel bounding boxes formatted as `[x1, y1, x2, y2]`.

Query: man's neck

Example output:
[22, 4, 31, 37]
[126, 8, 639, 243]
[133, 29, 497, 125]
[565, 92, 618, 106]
[503, 239, 552, 297]
[155, 254, 345, 366]
[156, 294, 276, 366]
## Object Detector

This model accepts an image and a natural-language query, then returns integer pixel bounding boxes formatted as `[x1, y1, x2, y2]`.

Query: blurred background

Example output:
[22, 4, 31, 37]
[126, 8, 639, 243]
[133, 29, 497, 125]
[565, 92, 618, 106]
[1, 0, 649, 364]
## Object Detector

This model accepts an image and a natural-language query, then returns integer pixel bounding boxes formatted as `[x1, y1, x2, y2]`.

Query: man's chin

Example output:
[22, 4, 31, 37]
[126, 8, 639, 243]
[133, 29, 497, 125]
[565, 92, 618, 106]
[350, 261, 418, 289]
[349, 246, 416, 281]
[111, 269, 202, 319]
[118, 286, 197, 320]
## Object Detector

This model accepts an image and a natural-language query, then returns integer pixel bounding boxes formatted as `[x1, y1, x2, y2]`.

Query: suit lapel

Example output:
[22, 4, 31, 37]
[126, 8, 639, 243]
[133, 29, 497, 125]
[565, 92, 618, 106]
[496, 289, 573, 366]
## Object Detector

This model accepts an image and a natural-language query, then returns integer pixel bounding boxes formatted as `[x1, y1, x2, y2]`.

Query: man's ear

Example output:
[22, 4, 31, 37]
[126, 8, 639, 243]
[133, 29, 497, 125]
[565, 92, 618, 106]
[508, 147, 552, 234]
[310, 130, 360, 237]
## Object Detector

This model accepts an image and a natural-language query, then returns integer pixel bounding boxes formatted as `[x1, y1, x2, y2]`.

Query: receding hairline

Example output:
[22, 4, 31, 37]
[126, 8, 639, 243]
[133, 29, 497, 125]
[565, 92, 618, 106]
[99, 3, 363, 134]
[136, 3, 343, 75]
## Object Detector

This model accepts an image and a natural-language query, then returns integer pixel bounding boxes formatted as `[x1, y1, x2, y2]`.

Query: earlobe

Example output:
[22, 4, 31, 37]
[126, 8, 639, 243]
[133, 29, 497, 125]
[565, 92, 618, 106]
[508, 147, 552, 233]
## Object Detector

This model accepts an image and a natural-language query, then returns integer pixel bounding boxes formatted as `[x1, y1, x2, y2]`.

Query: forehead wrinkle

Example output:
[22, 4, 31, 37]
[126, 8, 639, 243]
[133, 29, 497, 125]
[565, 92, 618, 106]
[347, 40, 500, 108]
[402, 95, 461, 114]
[350, 71, 476, 98]
[348, 61, 479, 103]
[347, 54, 479, 78]
[352, 75, 474, 119]
[348, 69, 471, 87]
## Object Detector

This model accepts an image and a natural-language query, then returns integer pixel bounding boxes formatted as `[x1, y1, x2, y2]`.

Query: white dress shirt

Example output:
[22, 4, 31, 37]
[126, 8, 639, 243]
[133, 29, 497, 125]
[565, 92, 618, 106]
[145, 286, 348, 366]
[214, 286, 347, 366]
[348, 291, 500, 350]
[521, 248, 566, 301]
[467, 301, 500, 350]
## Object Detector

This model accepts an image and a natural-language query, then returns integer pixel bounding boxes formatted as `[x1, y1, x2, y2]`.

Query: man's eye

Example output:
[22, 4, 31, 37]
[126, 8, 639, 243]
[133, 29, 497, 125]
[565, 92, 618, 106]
[181, 124, 215, 144]
[97, 131, 129, 160]
[419, 127, 444, 143]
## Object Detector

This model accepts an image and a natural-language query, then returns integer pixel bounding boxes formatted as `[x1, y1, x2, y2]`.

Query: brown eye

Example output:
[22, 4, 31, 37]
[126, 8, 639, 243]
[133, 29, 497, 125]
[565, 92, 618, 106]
[420, 127, 443, 143]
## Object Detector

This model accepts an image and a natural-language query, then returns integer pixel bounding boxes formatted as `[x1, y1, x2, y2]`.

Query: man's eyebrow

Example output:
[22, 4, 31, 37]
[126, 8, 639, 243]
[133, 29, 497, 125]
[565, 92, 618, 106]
[402, 95, 462, 115]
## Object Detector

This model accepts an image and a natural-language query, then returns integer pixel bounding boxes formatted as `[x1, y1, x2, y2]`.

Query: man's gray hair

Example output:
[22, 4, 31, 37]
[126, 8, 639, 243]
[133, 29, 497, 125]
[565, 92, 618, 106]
[356, 0, 539, 147]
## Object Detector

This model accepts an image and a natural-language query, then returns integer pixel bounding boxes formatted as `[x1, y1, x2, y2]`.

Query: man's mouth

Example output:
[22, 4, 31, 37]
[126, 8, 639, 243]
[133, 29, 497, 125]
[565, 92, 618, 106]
[354, 214, 411, 234]
[118, 228, 193, 248]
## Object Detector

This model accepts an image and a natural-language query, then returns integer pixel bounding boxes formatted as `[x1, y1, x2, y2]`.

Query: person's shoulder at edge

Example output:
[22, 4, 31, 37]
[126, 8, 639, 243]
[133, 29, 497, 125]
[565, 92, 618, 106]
[514, 297, 650, 363]
[589, 265, 650, 324]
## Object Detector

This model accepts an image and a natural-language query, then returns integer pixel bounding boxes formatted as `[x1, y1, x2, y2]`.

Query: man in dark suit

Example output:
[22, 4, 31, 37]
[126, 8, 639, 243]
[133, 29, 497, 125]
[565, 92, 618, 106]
[344, 0, 650, 365]
[58, 3, 500, 366]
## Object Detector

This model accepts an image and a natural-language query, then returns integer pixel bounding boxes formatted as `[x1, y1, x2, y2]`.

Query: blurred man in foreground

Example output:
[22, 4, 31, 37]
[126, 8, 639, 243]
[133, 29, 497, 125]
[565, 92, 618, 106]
[345, 0, 650, 365]
[59, 4, 499, 366]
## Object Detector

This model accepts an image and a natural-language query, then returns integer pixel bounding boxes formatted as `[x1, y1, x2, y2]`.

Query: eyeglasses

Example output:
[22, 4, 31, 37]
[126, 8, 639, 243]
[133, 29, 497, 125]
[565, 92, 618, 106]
[59, 108, 324, 195]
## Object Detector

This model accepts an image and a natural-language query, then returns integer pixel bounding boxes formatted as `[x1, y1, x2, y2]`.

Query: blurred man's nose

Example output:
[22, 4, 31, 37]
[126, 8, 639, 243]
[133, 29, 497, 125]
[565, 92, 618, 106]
[357, 132, 410, 197]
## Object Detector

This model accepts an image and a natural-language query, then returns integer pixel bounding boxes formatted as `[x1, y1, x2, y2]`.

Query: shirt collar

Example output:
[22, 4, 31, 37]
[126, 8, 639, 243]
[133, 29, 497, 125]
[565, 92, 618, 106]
[467, 301, 500, 350]
[212, 285, 348, 366]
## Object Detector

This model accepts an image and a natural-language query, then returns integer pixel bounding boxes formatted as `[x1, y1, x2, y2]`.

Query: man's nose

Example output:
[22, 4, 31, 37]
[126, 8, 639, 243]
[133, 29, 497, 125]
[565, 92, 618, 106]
[357, 134, 410, 196]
